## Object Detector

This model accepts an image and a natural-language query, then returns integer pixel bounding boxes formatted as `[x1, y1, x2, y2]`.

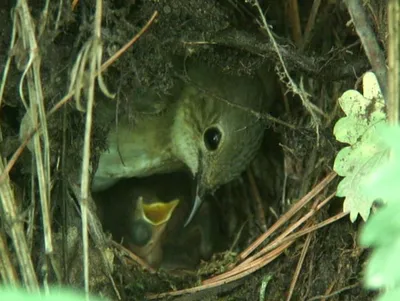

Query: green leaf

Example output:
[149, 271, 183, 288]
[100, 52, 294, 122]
[360, 201, 400, 248]
[364, 239, 400, 289]
[363, 126, 400, 204]
[361, 204, 400, 290]
[359, 125, 400, 295]
[0, 287, 107, 301]
[378, 288, 400, 301]
[333, 72, 388, 222]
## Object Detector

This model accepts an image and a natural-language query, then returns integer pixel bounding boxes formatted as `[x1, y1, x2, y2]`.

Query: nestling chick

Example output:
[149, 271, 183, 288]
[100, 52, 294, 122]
[95, 178, 181, 268]
[95, 173, 218, 269]
[128, 197, 179, 267]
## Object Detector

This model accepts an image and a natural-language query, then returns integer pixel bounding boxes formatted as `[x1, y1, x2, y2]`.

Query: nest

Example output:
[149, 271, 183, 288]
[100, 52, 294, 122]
[0, 0, 387, 300]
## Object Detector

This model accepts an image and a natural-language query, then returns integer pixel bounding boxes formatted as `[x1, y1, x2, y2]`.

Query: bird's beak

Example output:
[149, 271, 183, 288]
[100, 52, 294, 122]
[184, 174, 204, 227]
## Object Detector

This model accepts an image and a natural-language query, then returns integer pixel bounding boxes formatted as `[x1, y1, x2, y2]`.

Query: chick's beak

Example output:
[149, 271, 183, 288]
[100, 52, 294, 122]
[139, 198, 180, 226]
[130, 197, 180, 267]
[132, 197, 180, 245]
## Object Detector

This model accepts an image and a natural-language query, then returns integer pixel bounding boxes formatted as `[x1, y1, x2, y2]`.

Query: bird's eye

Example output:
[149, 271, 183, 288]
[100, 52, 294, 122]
[204, 127, 222, 151]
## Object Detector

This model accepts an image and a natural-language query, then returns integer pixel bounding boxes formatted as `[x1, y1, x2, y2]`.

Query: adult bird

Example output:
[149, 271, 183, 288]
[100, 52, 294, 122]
[92, 59, 275, 225]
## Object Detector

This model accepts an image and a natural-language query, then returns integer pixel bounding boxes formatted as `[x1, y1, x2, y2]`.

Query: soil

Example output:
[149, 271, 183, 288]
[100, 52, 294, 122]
[0, 0, 385, 300]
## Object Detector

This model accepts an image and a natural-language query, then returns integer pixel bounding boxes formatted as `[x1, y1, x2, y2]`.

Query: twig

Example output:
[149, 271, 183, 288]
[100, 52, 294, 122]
[146, 248, 285, 300]
[240, 172, 336, 259]
[184, 29, 370, 81]
[271, 211, 348, 252]
[244, 192, 335, 265]
[204, 210, 347, 285]
[0, 231, 19, 286]
[301, 0, 322, 50]
[322, 280, 337, 301]
[0, 11, 159, 185]
[306, 283, 360, 301]
[0, 12, 17, 108]
[100, 11, 159, 72]
[69, 183, 121, 299]
[54, 0, 64, 31]
[147, 276, 246, 300]
[246, 168, 267, 231]
[286, 199, 319, 301]
[205, 193, 329, 283]
[38, 0, 50, 38]
[252, 0, 323, 134]
[388, 0, 400, 124]
[0, 159, 39, 291]
[70, 7, 159, 300]
[75, 0, 106, 295]
[27, 170, 36, 252]
[203, 240, 293, 286]
[111, 241, 156, 273]
[287, 0, 303, 46]
[16, 0, 53, 255]
[344, 0, 388, 101]
[72, 0, 79, 10]
[287, 230, 312, 301]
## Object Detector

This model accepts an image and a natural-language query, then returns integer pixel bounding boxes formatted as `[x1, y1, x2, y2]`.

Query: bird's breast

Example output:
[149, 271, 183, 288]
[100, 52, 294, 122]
[92, 115, 183, 191]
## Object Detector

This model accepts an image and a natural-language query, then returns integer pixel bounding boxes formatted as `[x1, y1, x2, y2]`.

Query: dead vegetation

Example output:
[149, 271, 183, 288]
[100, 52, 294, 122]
[0, 0, 388, 300]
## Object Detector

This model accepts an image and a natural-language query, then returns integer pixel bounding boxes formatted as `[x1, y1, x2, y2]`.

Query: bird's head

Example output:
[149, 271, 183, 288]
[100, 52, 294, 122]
[171, 63, 268, 225]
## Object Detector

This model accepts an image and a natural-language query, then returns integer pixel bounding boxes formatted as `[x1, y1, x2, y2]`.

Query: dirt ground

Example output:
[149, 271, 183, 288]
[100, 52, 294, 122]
[0, 0, 386, 300]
